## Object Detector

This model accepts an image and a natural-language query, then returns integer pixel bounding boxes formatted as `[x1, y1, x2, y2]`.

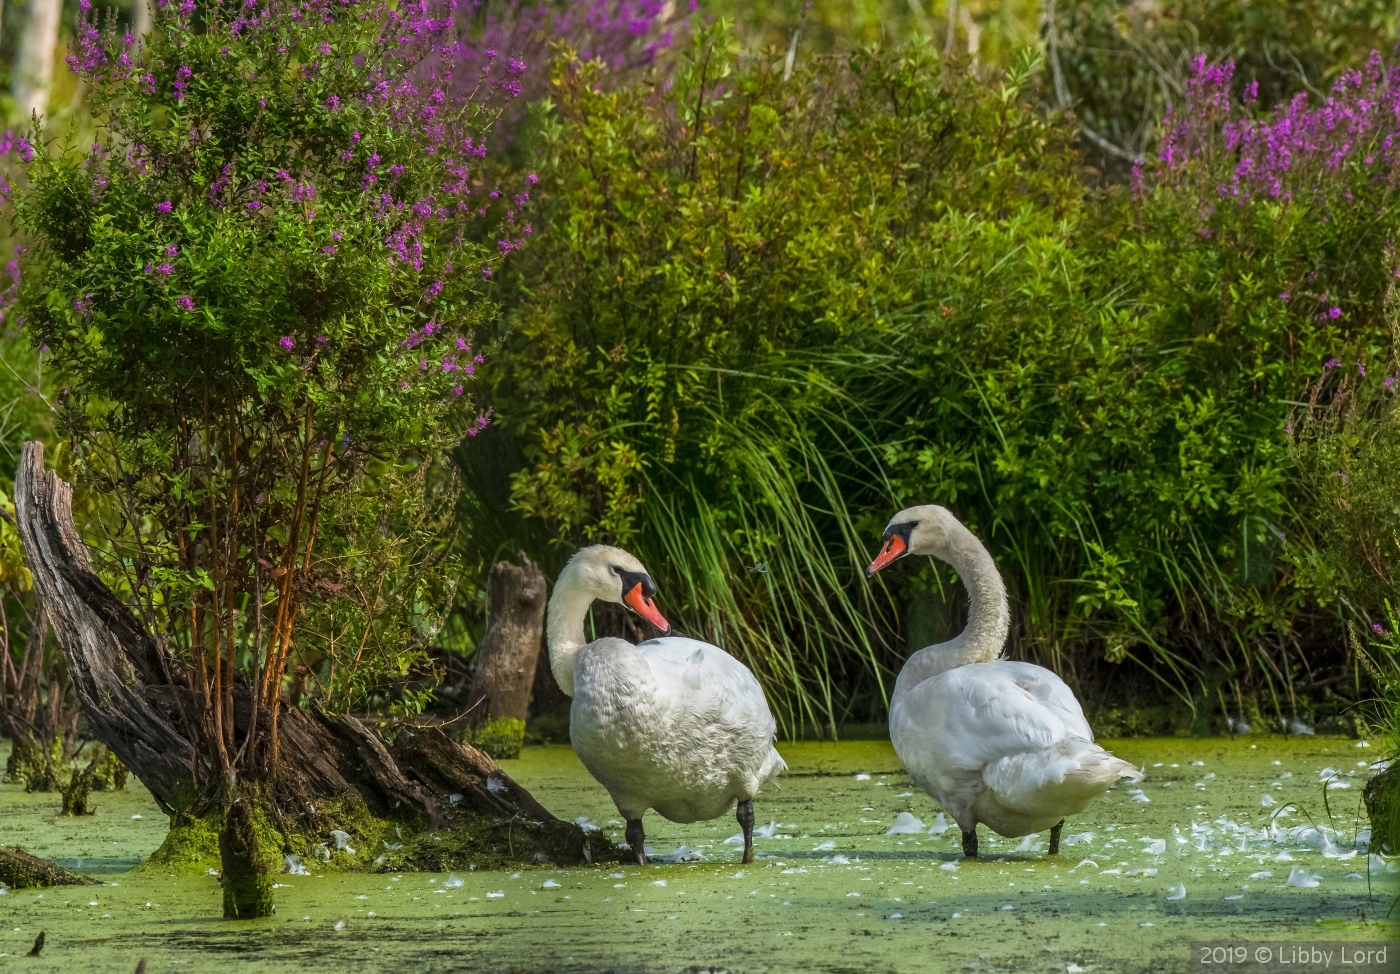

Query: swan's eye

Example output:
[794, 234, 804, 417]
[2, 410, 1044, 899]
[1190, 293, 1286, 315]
[885, 521, 918, 543]
[613, 567, 656, 599]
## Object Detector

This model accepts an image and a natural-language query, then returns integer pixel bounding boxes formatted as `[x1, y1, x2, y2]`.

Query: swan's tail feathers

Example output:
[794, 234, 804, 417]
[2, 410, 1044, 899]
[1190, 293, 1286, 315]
[982, 739, 1138, 818]
[757, 747, 788, 791]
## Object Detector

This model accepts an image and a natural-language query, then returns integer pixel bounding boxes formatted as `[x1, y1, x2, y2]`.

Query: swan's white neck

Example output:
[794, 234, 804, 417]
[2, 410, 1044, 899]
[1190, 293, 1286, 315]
[546, 567, 595, 698]
[891, 525, 1009, 704]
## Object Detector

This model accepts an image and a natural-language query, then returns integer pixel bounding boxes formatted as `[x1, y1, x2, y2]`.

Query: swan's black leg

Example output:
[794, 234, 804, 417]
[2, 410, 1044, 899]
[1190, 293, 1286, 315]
[961, 827, 978, 858]
[625, 818, 647, 866]
[737, 799, 756, 865]
[1048, 819, 1065, 856]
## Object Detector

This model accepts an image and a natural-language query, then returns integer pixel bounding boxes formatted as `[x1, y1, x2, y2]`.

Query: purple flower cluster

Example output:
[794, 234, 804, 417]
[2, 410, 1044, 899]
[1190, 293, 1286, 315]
[447, 0, 682, 144]
[465, 408, 493, 434]
[1147, 52, 1400, 204]
[0, 131, 34, 163]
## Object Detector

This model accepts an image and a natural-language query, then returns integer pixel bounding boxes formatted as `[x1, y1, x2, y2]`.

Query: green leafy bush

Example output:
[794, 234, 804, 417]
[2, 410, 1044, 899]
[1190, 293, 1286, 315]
[467, 27, 1400, 736]
[474, 27, 1088, 734]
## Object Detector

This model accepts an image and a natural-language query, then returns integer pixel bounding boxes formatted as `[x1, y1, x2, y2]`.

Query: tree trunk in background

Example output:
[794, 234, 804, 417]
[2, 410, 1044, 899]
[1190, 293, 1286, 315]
[11, 0, 61, 123]
[0, 605, 44, 734]
[14, 441, 594, 870]
[465, 554, 547, 759]
[1, 606, 82, 792]
[132, 0, 152, 44]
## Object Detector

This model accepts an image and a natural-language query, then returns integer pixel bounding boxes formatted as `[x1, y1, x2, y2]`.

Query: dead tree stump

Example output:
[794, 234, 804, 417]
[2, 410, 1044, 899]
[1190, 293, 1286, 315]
[465, 554, 547, 759]
[61, 743, 105, 816]
[1364, 761, 1397, 855]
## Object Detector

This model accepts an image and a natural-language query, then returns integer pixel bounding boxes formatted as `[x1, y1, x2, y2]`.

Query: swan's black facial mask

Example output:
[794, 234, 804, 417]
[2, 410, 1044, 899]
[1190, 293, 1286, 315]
[613, 567, 671, 634]
[867, 521, 917, 576]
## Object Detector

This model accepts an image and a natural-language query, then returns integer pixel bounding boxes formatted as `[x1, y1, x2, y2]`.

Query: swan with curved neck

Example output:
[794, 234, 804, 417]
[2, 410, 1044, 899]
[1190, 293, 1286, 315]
[547, 544, 786, 865]
[868, 505, 1139, 858]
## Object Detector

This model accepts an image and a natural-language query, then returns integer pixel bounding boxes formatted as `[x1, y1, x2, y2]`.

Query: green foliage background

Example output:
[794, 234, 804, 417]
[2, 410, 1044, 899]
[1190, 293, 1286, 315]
[458, 23, 1400, 738]
[0, 0, 1396, 741]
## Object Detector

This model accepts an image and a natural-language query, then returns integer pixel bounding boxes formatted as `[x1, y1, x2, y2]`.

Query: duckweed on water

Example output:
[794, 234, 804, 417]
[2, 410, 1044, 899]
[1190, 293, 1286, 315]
[0, 736, 1393, 972]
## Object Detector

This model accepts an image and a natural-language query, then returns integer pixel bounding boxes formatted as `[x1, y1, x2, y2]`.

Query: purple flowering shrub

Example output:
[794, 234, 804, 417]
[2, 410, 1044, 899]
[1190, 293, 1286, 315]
[1049, 0, 1396, 171]
[6, 0, 529, 742]
[883, 53, 1400, 728]
[1149, 53, 1400, 207]
[450, 0, 680, 127]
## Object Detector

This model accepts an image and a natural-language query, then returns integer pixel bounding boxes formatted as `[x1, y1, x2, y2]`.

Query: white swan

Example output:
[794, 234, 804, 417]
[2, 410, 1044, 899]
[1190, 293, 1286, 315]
[547, 544, 786, 865]
[867, 505, 1139, 857]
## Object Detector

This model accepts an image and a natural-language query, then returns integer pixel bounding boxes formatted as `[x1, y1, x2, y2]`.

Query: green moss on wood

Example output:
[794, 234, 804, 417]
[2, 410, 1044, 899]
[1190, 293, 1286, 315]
[134, 787, 593, 878]
[61, 764, 96, 817]
[471, 716, 527, 760]
[91, 751, 127, 791]
[1363, 761, 1399, 855]
[138, 801, 286, 877]
[0, 848, 98, 889]
[3, 735, 65, 792]
[220, 799, 275, 919]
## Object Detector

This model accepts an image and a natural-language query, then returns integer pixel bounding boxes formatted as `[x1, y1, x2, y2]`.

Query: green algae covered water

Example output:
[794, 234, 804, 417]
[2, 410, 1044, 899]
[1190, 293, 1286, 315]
[0, 736, 1393, 973]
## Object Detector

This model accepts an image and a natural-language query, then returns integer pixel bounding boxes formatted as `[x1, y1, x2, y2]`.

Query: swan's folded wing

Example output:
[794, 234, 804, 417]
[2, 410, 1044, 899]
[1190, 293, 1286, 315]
[637, 636, 776, 739]
[893, 665, 1071, 773]
[993, 661, 1095, 742]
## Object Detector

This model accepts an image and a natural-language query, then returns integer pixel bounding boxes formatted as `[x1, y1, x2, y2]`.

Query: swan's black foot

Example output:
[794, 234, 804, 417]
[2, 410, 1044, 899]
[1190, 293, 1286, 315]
[1048, 819, 1065, 856]
[626, 818, 647, 866]
[961, 828, 978, 858]
[737, 799, 755, 865]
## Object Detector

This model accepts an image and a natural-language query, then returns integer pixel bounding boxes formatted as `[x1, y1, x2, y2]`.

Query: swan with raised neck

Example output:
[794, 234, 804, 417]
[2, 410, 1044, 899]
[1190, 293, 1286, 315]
[545, 544, 667, 697]
[867, 504, 1011, 704]
[866, 503, 1139, 859]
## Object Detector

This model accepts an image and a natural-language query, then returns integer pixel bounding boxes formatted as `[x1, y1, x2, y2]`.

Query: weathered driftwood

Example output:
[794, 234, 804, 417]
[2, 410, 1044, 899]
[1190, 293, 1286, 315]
[0, 847, 98, 888]
[13, 441, 591, 866]
[464, 555, 547, 757]
[15, 443, 196, 806]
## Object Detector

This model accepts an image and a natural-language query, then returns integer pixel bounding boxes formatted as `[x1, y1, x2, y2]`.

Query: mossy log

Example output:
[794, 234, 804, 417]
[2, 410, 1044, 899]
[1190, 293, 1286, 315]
[0, 848, 99, 889]
[1363, 760, 1398, 855]
[15, 440, 594, 872]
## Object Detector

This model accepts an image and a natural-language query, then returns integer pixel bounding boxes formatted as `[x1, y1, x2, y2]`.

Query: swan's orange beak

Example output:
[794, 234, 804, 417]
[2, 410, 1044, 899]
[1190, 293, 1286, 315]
[624, 582, 670, 634]
[867, 534, 907, 575]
